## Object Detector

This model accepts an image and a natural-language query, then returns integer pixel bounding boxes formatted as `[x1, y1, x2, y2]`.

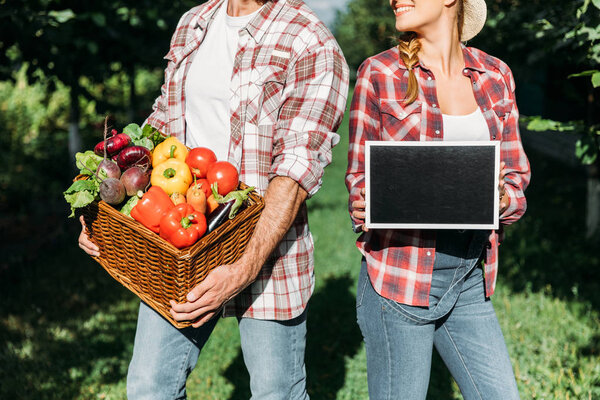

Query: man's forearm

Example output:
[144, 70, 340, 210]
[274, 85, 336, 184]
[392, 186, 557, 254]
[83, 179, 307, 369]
[237, 176, 308, 282]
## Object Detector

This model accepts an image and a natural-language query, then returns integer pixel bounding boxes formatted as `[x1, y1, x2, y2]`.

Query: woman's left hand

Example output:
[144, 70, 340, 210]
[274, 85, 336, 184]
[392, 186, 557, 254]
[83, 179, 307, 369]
[499, 162, 509, 214]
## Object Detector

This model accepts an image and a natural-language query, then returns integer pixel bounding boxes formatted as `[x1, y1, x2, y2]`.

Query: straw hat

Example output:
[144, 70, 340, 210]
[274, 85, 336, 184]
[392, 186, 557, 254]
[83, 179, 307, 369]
[461, 0, 487, 41]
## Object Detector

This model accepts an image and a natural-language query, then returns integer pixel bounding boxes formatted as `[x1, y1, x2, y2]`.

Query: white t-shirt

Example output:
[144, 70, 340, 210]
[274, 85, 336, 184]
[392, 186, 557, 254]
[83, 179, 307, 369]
[184, 3, 262, 160]
[442, 108, 490, 141]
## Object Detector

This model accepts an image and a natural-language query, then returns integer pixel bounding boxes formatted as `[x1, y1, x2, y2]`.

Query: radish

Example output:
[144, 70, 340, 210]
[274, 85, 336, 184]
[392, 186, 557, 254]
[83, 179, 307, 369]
[100, 178, 126, 205]
[120, 166, 150, 196]
[98, 159, 121, 179]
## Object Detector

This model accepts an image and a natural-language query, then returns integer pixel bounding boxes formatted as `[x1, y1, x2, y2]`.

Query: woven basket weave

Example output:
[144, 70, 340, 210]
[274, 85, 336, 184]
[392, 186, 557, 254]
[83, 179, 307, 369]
[78, 181, 264, 328]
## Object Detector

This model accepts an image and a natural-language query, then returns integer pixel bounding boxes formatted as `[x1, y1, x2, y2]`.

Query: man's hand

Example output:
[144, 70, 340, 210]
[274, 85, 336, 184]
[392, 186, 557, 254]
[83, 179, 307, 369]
[170, 263, 252, 327]
[78, 216, 100, 257]
[170, 176, 308, 327]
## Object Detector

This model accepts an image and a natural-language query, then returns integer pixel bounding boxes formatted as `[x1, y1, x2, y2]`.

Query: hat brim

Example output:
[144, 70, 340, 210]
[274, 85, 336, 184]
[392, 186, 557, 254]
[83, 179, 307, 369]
[461, 0, 487, 41]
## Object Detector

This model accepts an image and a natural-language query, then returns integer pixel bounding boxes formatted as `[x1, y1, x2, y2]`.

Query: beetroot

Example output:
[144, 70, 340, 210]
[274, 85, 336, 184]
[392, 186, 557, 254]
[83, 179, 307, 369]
[99, 178, 126, 205]
[97, 159, 121, 180]
[120, 167, 150, 196]
[94, 133, 132, 157]
[117, 146, 152, 171]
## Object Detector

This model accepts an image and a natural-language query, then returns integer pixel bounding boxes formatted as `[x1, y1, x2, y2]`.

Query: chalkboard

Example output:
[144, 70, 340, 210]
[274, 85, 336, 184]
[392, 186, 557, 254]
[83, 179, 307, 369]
[365, 141, 500, 230]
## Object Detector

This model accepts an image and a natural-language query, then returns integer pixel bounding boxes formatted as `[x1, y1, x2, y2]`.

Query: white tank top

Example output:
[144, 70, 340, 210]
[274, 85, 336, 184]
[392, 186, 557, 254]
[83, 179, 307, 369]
[442, 108, 490, 142]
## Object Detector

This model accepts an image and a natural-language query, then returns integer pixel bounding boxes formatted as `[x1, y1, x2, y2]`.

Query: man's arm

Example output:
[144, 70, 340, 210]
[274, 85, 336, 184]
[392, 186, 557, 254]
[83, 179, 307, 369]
[170, 176, 307, 327]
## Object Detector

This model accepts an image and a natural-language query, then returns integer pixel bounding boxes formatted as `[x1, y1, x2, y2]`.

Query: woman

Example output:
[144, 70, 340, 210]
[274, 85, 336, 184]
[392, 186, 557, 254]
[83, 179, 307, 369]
[345, 0, 530, 399]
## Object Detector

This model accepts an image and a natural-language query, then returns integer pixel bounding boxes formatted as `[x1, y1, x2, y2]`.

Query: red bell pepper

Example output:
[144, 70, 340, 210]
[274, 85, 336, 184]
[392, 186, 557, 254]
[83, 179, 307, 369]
[159, 203, 207, 249]
[131, 186, 174, 233]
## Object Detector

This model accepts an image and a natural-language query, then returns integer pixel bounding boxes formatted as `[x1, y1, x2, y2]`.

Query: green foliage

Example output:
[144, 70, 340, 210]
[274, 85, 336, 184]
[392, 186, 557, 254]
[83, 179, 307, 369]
[332, 0, 397, 75]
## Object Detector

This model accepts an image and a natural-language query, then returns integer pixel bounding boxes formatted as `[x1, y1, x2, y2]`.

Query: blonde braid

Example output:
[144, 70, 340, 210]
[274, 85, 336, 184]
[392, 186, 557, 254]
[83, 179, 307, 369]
[397, 32, 422, 105]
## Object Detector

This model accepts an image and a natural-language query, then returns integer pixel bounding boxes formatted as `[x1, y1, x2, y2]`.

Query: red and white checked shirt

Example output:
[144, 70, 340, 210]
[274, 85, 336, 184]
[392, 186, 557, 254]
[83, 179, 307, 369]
[146, 0, 349, 320]
[346, 45, 530, 306]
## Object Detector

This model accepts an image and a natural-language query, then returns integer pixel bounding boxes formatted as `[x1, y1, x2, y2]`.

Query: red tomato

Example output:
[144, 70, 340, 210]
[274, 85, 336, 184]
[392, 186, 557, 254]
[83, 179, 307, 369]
[190, 178, 211, 199]
[207, 161, 239, 195]
[185, 147, 217, 178]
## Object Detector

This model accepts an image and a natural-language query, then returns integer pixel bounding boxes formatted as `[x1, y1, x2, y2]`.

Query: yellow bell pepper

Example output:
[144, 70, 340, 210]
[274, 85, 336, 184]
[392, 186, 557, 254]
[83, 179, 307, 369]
[151, 158, 193, 195]
[152, 137, 189, 167]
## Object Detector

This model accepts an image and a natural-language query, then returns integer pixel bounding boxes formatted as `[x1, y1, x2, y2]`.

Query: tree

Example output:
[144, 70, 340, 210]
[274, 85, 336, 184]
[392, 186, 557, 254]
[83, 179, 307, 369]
[0, 0, 199, 159]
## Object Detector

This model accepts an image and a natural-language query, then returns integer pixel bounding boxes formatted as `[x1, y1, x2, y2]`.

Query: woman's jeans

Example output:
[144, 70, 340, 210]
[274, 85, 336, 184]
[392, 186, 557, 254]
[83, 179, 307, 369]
[127, 302, 309, 400]
[356, 230, 520, 400]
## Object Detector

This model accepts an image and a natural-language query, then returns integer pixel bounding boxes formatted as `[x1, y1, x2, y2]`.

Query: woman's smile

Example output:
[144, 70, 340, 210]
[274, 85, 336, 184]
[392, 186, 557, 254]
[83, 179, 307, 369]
[394, 4, 415, 16]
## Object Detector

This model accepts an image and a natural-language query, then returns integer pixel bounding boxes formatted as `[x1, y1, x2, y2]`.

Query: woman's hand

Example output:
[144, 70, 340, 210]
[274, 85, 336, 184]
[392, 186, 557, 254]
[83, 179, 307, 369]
[351, 187, 369, 232]
[499, 162, 509, 215]
[78, 215, 100, 257]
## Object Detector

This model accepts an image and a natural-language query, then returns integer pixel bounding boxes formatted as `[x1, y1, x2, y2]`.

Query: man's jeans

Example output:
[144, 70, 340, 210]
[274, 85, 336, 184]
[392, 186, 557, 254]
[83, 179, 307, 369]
[127, 302, 309, 400]
[356, 230, 520, 400]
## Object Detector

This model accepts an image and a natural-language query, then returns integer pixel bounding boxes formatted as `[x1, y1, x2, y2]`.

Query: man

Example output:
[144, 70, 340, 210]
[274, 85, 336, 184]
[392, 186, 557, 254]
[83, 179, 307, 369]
[78, 0, 349, 398]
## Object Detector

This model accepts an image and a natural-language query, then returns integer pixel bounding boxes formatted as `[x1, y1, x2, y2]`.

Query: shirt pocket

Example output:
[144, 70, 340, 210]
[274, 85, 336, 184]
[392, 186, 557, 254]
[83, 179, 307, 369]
[491, 99, 513, 141]
[379, 99, 422, 141]
[254, 65, 286, 127]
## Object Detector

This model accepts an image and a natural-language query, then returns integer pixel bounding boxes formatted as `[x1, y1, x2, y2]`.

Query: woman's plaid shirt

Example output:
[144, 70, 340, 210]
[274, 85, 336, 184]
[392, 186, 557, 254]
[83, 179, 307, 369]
[346, 46, 530, 306]
[145, 0, 349, 320]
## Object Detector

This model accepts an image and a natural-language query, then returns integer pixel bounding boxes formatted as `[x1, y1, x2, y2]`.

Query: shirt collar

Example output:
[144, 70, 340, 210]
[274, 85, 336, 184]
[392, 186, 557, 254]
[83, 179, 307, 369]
[194, 0, 286, 44]
[395, 43, 486, 74]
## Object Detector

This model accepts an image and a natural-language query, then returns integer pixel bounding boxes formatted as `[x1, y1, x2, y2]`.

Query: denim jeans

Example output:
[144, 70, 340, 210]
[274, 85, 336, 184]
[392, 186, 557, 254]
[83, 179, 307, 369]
[356, 230, 520, 400]
[127, 302, 309, 400]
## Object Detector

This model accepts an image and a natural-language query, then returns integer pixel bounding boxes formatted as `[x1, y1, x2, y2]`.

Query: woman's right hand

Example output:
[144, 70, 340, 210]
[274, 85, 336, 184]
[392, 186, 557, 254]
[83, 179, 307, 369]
[351, 187, 369, 232]
[78, 216, 100, 257]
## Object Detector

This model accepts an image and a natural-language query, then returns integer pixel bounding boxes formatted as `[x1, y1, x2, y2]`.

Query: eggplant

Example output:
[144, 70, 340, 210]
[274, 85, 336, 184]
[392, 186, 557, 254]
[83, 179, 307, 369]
[206, 200, 236, 233]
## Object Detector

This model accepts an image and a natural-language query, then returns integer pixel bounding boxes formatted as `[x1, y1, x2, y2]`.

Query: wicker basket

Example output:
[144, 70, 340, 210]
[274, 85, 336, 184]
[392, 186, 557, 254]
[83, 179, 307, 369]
[78, 181, 264, 328]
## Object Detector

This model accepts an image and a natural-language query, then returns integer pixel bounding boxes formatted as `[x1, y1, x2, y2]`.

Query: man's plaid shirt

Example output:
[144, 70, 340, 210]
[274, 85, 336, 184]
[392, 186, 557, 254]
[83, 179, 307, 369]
[346, 45, 530, 306]
[146, 0, 349, 320]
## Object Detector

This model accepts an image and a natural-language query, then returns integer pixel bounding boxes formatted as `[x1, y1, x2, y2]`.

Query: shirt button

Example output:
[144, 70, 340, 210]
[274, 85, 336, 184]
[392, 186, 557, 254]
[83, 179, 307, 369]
[432, 104, 437, 108]
[435, 130, 440, 135]
[463, 68, 468, 74]
[427, 76, 432, 81]
[427, 251, 432, 256]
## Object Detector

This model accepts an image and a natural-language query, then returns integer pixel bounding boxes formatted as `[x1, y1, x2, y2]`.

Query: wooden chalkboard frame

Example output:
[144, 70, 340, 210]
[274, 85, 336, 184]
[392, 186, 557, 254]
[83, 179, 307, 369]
[365, 141, 500, 230]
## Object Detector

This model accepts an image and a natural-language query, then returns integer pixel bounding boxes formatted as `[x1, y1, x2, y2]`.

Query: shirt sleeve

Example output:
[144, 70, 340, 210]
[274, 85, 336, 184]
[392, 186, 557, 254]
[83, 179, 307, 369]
[143, 13, 188, 131]
[268, 45, 350, 198]
[500, 68, 531, 225]
[345, 59, 380, 230]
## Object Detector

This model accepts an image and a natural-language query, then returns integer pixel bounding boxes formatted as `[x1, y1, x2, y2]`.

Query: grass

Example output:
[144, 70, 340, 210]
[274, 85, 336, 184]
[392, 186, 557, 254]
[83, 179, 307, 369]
[1, 101, 600, 399]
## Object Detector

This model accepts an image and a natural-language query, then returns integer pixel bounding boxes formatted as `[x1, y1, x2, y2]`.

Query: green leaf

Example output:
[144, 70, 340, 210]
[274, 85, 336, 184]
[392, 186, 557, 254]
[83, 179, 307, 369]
[142, 124, 167, 147]
[75, 151, 103, 175]
[592, 72, 600, 88]
[123, 123, 143, 140]
[133, 137, 154, 151]
[568, 70, 598, 79]
[64, 190, 96, 209]
[91, 13, 106, 27]
[64, 179, 98, 195]
[575, 138, 599, 165]
[64, 191, 96, 217]
[592, 0, 600, 10]
[48, 9, 75, 24]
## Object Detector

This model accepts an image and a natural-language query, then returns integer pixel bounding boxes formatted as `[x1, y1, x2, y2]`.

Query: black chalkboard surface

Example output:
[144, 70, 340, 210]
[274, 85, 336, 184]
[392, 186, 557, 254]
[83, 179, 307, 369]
[365, 141, 500, 229]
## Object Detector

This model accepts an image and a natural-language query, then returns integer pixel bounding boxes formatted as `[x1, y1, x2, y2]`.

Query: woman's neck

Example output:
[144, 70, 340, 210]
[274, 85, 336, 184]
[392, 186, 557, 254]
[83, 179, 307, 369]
[227, 0, 265, 17]
[416, 14, 464, 77]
